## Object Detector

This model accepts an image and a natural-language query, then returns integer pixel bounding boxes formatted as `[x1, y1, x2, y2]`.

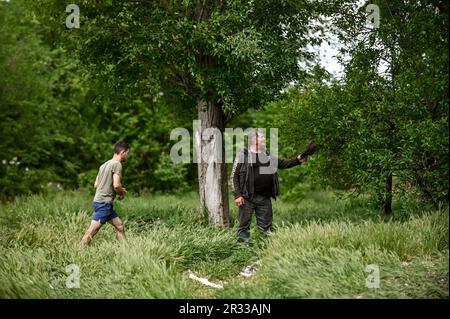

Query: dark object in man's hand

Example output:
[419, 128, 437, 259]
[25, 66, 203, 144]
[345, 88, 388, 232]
[301, 141, 317, 159]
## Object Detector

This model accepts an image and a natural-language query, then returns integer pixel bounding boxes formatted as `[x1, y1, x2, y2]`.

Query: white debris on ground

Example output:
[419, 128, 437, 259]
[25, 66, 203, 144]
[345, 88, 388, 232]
[239, 260, 262, 278]
[402, 261, 411, 267]
[187, 260, 262, 289]
[188, 271, 223, 289]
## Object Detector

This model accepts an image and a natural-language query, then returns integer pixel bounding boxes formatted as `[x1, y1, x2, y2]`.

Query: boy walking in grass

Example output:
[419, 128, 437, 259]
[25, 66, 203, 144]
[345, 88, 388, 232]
[80, 141, 130, 246]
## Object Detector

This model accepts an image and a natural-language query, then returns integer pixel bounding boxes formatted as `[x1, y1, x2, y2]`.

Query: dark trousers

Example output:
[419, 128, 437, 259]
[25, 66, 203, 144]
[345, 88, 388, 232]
[236, 194, 273, 240]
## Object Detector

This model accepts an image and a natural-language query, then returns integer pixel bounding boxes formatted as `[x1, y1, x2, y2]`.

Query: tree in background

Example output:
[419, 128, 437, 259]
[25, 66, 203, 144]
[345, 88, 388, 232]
[34, 0, 324, 225]
[0, 0, 100, 199]
[276, 0, 448, 214]
[1, 0, 195, 199]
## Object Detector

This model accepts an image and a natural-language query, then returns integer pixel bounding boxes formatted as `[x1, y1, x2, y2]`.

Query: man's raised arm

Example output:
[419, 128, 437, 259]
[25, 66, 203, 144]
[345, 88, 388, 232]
[277, 156, 305, 169]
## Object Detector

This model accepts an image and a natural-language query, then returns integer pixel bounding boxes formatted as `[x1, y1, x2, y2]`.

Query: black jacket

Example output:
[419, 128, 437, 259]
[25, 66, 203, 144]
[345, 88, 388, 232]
[230, 148, 302, 200]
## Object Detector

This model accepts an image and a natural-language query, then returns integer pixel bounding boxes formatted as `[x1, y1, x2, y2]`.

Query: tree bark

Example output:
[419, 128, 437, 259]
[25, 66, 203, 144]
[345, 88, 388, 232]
[384, 173, 393, 215]
[195, 99, 230, 227]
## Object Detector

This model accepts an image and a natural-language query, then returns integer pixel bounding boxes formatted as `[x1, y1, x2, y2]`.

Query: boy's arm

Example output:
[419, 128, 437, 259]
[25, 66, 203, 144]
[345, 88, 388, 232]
[113, 174, 127, 197]
[94, 175, 99, 188]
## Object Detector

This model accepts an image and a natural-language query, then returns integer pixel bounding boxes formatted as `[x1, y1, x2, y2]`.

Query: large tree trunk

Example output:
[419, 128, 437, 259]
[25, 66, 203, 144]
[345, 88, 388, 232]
[195, 99, 229, 227]
[384, 173, 393, 215]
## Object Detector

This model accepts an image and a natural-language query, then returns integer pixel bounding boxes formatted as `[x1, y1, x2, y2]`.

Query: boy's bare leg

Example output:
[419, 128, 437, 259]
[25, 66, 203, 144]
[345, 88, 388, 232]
[108, 217, 125, 241]
[80, 220, 103, 246]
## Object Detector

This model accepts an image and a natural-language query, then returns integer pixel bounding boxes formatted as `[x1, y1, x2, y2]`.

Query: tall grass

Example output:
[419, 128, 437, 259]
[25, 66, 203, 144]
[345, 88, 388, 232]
[0, 190, 448, 298]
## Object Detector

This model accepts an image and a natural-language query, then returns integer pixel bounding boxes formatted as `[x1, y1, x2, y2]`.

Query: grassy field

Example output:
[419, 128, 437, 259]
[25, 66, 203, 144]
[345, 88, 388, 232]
[0, 190, 448, 298]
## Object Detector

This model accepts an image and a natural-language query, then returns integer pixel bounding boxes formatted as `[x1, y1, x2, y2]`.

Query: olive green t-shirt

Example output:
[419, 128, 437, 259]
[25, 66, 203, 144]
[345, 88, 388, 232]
[93, 159, 122, 204]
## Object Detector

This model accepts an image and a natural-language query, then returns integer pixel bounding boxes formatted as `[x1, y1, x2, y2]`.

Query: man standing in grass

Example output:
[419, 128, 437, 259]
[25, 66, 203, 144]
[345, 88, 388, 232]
[80, 141, 130, 246]
[231, 129, 315, 242]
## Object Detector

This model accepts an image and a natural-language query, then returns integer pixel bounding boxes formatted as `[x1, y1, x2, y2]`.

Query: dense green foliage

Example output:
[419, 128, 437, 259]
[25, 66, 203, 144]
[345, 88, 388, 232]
[0, 0, 447, 301]
[1, 0, 447, 214]
[0, 0, 195, 199]
[0, 190, 447, 298]
[0, 0, 98, 198]
[269, 1, 449, 209]
[33, 0, 321, 115]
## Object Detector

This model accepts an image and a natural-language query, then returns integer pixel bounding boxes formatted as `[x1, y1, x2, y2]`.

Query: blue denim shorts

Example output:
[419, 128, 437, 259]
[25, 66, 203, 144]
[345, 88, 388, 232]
[92, 202, 118, 224]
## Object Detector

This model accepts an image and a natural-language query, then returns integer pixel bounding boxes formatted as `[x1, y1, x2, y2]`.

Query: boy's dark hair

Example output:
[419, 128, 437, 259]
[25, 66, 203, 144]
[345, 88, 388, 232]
[114, 141, 130, 154]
